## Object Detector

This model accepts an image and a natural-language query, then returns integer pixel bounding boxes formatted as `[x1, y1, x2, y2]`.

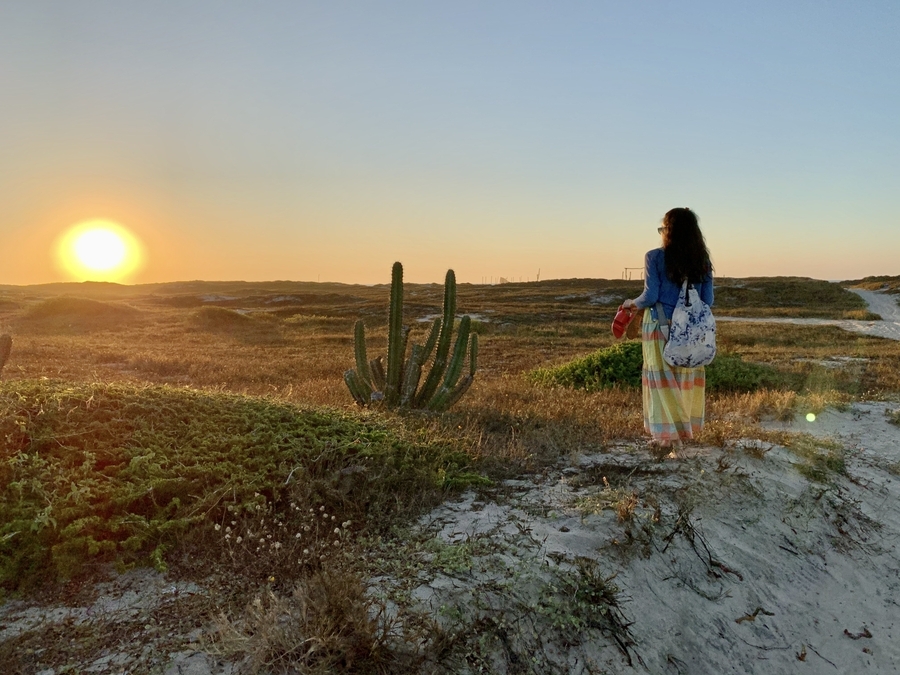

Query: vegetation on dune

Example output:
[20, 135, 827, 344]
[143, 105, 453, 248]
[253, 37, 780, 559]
[191, 305, 255, 328]
[715, 277, 875, 318]
[843, 274, 900, 294]
[0, 380, 479, 594]
[527, 341, 789, 394]
[19, 297, 141, 331]
[528, 341, 644, 391]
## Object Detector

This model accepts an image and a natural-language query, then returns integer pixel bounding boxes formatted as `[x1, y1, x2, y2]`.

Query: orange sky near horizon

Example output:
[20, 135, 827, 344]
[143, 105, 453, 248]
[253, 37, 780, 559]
[2, 3, 898, 286]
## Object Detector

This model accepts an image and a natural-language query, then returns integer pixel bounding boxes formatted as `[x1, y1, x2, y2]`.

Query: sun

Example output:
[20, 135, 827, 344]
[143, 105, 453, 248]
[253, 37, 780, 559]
[57, 220, 144, 282]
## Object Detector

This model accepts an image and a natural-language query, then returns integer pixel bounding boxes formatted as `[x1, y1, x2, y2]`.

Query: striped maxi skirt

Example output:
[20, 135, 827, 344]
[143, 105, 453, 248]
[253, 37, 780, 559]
[641, 307, 706, 442]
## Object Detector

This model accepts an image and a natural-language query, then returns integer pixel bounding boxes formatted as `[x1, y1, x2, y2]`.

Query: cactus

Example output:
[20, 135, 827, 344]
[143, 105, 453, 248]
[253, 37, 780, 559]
[343, 263, 478, 411]
[414, 270, 457, 407]
[0, 334, 10, 376]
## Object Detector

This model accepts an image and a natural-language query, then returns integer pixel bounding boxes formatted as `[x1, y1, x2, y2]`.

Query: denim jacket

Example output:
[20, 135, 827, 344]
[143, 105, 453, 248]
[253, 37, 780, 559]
[633, 248, 714, 321]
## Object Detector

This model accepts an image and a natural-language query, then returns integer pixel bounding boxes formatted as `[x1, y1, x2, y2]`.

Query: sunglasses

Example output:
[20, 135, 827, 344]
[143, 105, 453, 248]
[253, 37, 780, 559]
[657, 226, 667, 234]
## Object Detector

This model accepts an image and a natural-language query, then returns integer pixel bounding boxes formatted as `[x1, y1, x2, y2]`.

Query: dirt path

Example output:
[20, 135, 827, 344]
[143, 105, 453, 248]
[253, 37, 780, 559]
[718, 289, 900, 341]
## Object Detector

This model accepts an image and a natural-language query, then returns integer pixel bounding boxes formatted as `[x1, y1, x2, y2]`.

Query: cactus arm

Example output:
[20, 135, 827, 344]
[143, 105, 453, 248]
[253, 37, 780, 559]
[415, 269, 457, 406]
[343, 370, 368, 406]
[435, 375, 474, 412]
[369, 356, 386, 392]
[384, 262, 404, 406]
[400, 344, 425, 406]
[428, 324, 477, 411]
[0, 334, 10, 375]
[440, 315, 471, 392]
[353, 320, 374, 388]
[422, 317, 440, 363]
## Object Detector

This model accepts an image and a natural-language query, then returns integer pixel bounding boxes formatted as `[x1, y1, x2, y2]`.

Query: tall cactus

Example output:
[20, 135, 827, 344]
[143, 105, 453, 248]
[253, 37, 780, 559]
[383, 262, 405, 406]
[414, 269, 457, 407]
[0, 334, 10, 377]
[343, 263, 477, 411]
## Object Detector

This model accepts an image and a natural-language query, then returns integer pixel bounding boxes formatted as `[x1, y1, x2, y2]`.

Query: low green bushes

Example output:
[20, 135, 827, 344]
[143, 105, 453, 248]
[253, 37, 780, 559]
[0, 380, 476, 593]
[528, 341, 788, 394]
[528, 342, 644, 391]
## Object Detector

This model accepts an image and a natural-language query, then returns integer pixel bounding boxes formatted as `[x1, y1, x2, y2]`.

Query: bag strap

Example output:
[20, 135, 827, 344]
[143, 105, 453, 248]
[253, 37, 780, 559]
[681, 279, 691, 308]
[655, 301, 669, 340]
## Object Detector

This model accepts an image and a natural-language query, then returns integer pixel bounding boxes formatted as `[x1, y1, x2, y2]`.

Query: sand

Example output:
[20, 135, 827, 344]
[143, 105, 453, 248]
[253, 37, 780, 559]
[404, 400, 900, 673]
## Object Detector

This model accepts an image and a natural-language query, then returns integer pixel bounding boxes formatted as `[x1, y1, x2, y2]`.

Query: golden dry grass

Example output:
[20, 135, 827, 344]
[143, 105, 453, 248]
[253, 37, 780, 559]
[2, 277, 898, 471]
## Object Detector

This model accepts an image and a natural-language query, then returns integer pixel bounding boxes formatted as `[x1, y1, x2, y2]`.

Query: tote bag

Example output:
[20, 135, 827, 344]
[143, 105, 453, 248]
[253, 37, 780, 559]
[662, 280, 716, 368]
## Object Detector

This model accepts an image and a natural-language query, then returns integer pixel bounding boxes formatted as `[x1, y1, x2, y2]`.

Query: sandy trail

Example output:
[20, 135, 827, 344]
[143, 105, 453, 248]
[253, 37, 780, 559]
[718, 289, 900, 341]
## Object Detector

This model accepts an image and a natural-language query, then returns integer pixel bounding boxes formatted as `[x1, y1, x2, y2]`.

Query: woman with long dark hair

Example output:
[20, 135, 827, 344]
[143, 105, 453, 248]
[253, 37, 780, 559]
[623, 208, 714, 449]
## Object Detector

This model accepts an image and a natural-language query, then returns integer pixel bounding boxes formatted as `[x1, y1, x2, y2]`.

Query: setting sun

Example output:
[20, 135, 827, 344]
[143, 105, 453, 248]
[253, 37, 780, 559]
[57, 220, 144, 282]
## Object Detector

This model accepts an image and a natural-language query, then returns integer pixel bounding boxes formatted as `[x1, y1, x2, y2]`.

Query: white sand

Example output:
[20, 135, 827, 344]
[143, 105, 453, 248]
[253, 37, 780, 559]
[403, 401, 900, 673]
[718, 289, 900, 341]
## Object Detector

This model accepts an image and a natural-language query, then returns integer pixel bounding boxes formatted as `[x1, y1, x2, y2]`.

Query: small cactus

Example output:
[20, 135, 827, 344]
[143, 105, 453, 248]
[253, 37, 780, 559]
[0, 334, 10, 376]
[344, 263, 478, 411]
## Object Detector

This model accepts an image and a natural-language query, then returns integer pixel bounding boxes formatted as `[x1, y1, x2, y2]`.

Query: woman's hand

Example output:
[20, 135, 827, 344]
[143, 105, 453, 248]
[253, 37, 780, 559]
[623, 299, 636, 309]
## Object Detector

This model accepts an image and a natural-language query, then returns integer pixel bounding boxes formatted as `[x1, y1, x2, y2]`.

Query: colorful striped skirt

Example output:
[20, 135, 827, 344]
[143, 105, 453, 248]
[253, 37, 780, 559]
[641, 307, 706, 442]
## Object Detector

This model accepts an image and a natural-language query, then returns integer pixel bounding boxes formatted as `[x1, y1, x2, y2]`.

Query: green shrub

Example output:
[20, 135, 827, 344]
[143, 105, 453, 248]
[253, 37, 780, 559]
[529, 342, 788, 394]
[528, 341, 643, 391]
[0, 380, 478, 592]
[705, 354, 788, 393]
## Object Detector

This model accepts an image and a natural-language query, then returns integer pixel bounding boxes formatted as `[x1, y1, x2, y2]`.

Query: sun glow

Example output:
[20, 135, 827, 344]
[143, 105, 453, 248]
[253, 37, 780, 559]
[58, 220, 144, 282]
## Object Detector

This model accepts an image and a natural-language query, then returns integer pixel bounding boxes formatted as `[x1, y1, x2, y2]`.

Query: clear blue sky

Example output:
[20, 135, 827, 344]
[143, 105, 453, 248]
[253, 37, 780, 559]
[2, 1, 898, 284]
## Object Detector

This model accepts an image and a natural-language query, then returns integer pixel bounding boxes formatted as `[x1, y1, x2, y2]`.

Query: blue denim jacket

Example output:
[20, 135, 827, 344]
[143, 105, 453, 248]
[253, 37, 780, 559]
[633, 248, 714, 321]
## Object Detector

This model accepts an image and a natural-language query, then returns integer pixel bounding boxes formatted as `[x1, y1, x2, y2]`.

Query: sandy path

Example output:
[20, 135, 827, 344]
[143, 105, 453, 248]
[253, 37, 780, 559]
[718, 289, 900, 341]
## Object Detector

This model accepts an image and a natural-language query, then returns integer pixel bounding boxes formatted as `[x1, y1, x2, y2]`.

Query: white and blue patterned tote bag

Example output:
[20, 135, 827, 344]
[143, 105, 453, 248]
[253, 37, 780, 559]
[662, 280, 716, 368]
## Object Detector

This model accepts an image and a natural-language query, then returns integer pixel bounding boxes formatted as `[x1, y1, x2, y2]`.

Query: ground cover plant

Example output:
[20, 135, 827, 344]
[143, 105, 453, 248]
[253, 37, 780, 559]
[0, 380, 481, 595]
[1, 276, 900, 673]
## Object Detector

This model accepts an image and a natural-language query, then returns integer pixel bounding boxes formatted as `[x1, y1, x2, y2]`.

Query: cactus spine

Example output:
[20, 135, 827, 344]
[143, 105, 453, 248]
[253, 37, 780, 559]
[343, 264, 477, 411]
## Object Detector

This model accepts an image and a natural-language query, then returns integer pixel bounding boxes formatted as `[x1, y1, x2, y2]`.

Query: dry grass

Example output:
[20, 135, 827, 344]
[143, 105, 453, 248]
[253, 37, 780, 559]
[212, 569, 409, 675]
[3, 278, 899, 466]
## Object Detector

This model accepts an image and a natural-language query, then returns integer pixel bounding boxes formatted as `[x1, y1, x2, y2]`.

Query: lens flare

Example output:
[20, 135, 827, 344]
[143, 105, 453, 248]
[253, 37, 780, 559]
[806, 413, 816, 422]
[57, 220, 144, 282]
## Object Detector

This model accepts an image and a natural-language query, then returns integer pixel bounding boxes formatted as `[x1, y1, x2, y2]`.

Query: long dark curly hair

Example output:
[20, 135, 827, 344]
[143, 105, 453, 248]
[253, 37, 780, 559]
[662, 208, 712, 285]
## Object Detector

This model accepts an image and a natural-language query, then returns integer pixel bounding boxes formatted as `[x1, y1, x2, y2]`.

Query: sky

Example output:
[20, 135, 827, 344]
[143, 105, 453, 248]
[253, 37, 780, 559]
[1, 1, 898, 285]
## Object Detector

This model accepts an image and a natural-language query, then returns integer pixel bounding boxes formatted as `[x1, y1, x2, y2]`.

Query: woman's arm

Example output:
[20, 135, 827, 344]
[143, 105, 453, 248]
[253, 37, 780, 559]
[700, 274, 714, 306]
[625, 250, 659, 309]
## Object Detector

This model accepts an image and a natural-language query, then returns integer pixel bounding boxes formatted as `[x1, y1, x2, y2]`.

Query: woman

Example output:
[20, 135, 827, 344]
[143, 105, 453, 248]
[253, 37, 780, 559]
[623, 208, 714, 449]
